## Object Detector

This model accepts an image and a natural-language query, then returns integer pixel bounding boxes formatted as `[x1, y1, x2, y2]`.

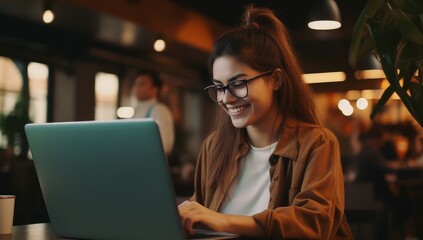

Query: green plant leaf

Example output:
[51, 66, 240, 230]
[388, 3, 423, 45]
[395, 38, 422, 65]
[349, 0, 386, 68]
[396, 39, 421, 89]
[366, 18, 398, 85]
[409, 81, 423, 126]
[396, 38, 407, 66]
[357, 36, 377, 63]
[367, 18, 421, 122]
[400, 64, 414, 92]
[396, 0, 423, 18]
[371, 86, 394, 120]
[353, 0, 423, 126]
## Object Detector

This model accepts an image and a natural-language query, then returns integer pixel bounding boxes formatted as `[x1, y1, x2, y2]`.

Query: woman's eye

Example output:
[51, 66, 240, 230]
[215, 86, 225, 92]
[231, 81, 245, 89]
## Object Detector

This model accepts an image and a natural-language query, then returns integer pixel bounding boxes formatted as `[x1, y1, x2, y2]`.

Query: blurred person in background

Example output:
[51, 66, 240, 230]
[353, 124, 391, 240]
[132, 70, 175, 156]
[354, 124, 391, 201]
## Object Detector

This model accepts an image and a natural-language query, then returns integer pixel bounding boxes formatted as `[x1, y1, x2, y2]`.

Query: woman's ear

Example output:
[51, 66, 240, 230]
[273, 68, 283, 91]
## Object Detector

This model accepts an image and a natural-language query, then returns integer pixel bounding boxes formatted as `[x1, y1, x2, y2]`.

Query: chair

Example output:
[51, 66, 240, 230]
[391, 178, 423, 239]
[344, 183, 379, 240]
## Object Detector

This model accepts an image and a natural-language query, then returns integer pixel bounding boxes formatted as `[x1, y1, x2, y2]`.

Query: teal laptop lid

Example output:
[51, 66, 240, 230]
[25, 119, 185, 240]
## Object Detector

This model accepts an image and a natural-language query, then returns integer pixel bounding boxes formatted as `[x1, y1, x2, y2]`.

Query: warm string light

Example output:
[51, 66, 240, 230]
[338, 93, 370, 116]
[117, 107, 135, 118]
[153, 38, 166, 52]
[42, 1, 54, 24]
[42, 10, 54, 24]
[338, 99, 353, 116]
[356, 98, 368, 110]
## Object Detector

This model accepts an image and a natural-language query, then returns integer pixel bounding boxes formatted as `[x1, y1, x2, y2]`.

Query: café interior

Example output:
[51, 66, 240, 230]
[0, 0, 422, 239]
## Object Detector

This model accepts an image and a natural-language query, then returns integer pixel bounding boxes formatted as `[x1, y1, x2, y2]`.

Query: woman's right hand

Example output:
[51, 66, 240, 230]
[178, 200, 230, 235]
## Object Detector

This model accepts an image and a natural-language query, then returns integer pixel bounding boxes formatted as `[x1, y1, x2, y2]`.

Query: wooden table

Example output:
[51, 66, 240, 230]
[0, 223, 242, 240]
[0, 223, 62, 240]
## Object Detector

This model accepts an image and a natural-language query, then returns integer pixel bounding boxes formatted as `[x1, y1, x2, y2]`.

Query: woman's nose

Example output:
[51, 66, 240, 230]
[222, 89, 237, 104]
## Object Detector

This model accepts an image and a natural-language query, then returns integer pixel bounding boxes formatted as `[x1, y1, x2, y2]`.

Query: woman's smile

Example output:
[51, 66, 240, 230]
[226, 104, 250, 117]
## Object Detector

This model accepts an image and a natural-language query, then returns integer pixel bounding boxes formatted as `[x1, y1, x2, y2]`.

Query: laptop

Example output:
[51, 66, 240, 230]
[25, 119, 239, 240]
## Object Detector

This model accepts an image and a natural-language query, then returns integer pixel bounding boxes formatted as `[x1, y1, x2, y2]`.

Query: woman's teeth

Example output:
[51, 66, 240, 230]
[229, 106, 246, 114]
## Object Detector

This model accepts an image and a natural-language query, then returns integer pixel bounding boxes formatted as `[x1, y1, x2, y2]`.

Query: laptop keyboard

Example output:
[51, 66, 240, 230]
[187, 229, 240, 239]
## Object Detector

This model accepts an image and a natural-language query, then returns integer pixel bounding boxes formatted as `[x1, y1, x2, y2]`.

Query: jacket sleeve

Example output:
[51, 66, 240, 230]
[252, 130, 347, 239]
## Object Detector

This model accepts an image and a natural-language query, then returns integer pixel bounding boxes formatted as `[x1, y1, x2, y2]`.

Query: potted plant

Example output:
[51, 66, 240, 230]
[349, 0, 423, 127]
[0, 96, 32, 159]
[0, 60, 32, 159]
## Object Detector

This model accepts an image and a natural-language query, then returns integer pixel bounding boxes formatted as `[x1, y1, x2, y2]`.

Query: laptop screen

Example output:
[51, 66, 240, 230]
[25, 119, 185, 240]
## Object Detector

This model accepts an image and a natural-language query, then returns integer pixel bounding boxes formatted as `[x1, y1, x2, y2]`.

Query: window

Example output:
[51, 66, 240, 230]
[0, 57, 22, 112]
[28, 62, 48, 124]
[0, 56, 48, 150]
[95, 72, 119, 120]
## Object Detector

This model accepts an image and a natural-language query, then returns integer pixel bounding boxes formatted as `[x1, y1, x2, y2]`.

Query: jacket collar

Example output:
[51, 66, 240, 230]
[272, 118, 299, 160]
[238, 118, 300, 160]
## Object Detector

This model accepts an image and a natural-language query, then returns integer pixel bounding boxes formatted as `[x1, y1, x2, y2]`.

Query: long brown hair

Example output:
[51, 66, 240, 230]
[207, 6, 319, 192]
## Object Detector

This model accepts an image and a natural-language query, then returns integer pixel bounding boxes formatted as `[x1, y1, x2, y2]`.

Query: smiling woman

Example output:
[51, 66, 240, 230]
[210, 56, 279, 132]
[178, 5, 353, 239]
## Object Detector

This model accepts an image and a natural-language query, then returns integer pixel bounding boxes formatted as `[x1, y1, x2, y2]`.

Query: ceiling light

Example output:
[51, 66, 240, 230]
[354, 54, 384, 79]
[42, 1, 54, 24]
[117, 107, 134, 119]
[338, 99, 354, 116]
[356, 54, 382, 70]
[356, 98, 369, 110]
[338, 99, 350, 111]
[342, 106, 354, 116]
[346, 90, 361, 100]
[153, 38, 166, 52]
[362, 89, 383, 99]
[355, 69, 386, 80]
[308, 0, 341, 30]
[302, 71, 346, 84]
[42, 10, 54, 24]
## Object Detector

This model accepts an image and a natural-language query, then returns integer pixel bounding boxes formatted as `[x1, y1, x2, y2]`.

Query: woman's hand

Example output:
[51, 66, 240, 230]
[178, 201, 229, 235]
[178, 201, 264, 238]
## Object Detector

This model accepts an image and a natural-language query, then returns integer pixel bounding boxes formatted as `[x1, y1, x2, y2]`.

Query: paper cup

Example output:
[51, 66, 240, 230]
[0, 195, 15, 234]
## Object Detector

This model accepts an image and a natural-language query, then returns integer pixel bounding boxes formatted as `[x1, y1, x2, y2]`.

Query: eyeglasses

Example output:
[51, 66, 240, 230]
[204, 70, 274, 103]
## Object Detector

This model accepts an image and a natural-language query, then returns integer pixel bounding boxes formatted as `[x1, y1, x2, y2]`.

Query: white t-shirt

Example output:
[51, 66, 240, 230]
[219, 141, 277, 216]
[133, 98, 175, 156]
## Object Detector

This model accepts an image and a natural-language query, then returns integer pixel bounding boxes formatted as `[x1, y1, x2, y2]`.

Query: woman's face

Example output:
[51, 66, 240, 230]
[212, 55, 277, 129]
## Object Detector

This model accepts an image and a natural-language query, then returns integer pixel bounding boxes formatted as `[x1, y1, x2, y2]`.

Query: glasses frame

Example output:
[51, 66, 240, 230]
[204, 70, 274, 103]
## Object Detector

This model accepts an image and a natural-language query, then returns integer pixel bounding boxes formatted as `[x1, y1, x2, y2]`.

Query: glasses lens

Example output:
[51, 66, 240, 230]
[206, 87, 219, 102]
[229, 81, 247, 98]
[206, 81, 248, 102]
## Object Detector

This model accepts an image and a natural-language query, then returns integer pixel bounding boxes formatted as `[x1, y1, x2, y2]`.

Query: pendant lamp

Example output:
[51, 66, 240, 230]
[308, 0, 341, 30]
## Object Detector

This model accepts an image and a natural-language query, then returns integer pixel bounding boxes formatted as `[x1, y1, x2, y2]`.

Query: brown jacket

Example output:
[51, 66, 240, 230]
[191, 119, 353, 239]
